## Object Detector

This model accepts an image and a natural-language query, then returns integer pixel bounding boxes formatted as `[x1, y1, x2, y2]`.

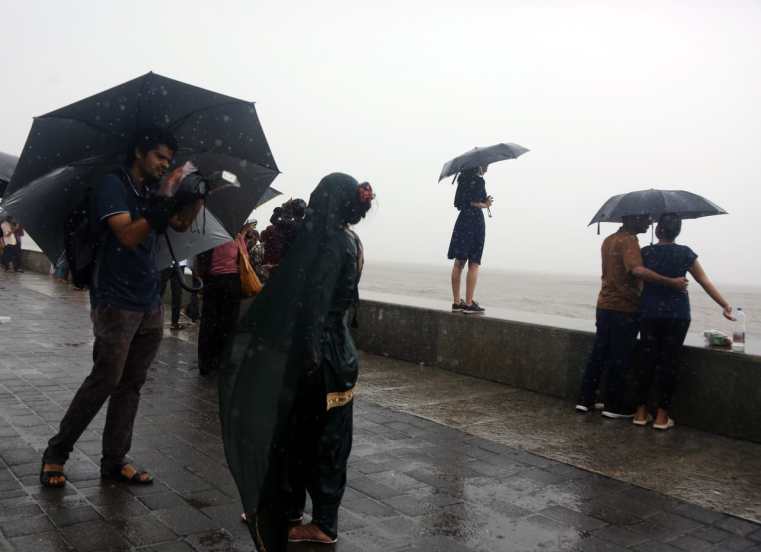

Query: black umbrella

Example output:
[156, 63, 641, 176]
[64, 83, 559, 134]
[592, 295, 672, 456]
[588, 189, 727, 226]
[3, 72, 279, 263]
[0, 151, 18, 198]
[438, 142, 529, 182]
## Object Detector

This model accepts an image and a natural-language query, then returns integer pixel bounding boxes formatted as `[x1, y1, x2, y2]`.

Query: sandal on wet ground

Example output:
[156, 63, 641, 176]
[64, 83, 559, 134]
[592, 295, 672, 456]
[288, 523, 338, 544]
[653, 418, 675, 431]
[101, 463, 154, 485]
[633, 414, 653, 426]
[40, 463, 66, 488]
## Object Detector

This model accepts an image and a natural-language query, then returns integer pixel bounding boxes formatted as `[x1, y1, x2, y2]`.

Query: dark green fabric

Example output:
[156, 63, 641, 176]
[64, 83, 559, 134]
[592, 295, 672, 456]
[218, 173, 363, 551]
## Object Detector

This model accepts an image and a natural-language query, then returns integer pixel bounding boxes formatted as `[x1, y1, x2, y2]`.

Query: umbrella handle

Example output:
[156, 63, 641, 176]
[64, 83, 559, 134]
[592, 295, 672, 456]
[163, 233, 204, 292]
[487, 207, 492, 218]
[174, 262, 203, 293]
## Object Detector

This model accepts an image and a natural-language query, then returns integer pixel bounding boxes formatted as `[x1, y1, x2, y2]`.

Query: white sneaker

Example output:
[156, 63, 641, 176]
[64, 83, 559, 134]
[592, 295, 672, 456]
[633, 414, 653, 426]
[601, 410, 635, 419]
[653, 418, 675, 430]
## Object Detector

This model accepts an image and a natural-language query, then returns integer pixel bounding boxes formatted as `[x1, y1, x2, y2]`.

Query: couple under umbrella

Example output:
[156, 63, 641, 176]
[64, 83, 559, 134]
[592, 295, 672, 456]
[580, 188, 733, 428]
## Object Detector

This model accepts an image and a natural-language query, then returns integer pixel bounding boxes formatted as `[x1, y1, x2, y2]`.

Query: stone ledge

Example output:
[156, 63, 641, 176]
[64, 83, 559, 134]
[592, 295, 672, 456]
[354, 297, 761, 444]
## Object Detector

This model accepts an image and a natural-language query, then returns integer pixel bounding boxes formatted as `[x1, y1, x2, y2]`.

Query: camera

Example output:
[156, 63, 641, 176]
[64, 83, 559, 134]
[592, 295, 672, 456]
[173, 171, 209, 206]
[164, 162, 240, 207]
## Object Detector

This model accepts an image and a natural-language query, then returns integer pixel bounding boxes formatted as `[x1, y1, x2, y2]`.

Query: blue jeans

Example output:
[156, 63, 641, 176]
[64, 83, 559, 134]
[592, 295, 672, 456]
[578, 308, 640, 412]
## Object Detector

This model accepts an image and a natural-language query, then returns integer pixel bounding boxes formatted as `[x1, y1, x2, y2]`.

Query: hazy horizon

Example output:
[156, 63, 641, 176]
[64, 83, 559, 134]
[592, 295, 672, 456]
[361, 257, 761, 291]
[2, 1, 760, 284]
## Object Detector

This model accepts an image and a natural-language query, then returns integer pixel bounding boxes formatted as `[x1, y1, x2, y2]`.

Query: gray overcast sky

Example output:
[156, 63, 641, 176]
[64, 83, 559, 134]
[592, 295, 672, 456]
[1, 0, 760, 285]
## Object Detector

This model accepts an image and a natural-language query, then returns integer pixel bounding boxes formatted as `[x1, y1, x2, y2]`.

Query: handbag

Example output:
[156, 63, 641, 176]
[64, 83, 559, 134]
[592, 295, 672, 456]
[238, 239, 263, 297]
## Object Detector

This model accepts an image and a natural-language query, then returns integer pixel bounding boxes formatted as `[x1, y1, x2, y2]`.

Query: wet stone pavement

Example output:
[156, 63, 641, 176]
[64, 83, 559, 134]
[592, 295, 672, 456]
[1, 272, 761, 552]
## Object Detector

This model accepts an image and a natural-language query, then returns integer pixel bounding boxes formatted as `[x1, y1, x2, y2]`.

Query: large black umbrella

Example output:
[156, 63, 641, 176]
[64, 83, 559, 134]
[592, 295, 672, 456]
[0, 151, 18, 198]
[588, 189, 727, 226]
[438, 142, 529, 182]
[3, 72, 279, 263]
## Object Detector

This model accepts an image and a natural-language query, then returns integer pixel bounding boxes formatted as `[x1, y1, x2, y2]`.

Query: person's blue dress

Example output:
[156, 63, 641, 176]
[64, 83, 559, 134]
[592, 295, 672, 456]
[447, 173, 487, 264]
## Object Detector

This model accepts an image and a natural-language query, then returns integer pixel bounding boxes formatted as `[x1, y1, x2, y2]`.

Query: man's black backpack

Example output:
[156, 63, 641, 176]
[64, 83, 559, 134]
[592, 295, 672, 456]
[63, 187, 99, 289]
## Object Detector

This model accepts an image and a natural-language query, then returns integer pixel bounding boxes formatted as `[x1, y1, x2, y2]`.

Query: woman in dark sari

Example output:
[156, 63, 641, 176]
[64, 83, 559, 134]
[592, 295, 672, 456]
[219, 173, 373, 550]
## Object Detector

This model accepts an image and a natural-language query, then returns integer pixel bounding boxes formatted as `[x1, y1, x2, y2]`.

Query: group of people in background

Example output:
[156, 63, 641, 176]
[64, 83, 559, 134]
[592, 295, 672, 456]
[1, 214, 24, 272]
[576, 213, 733, 430]
[195, 197, 307, 376]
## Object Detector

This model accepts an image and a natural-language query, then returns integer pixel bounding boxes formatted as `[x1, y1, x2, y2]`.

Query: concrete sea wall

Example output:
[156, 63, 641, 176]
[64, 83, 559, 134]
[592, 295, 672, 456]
[354, 297, 761, 444]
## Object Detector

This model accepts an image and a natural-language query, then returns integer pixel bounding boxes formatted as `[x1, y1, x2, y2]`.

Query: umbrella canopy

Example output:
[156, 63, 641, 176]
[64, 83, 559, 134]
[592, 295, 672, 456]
[4, 72, 279, 263]
[155, 185, 281, 270]
[439, 142, 529, 181]
[588, 189, 727, 226]
[0, 151, 18, 198]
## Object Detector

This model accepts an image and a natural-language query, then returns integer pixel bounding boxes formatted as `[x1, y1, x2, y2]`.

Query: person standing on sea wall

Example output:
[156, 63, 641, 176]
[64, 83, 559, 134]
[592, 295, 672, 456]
[576, 215, 688, 418]
[448, 166, 493, 315]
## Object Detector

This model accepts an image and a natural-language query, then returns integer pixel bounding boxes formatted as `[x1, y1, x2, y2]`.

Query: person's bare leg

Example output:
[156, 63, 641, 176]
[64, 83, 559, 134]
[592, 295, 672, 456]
[465, 262, 480, 305]
[451, 261, 465, 304]
[634, 405, 649, 424]
[655, 407, 669, 426]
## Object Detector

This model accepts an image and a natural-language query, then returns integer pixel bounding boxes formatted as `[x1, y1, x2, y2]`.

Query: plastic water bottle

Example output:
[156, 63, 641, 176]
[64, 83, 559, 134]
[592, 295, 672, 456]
[732, 308, 746, 352]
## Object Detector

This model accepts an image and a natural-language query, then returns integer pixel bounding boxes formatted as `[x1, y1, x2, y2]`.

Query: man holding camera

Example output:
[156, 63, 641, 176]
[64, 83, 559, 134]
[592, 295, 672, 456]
[41, 128, 202, 487]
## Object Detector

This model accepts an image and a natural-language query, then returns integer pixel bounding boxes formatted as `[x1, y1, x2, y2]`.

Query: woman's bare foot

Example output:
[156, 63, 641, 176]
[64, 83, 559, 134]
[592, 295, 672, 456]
[40, 463, 66, 487]
[633, 405, 649, 424]
[288, 523, 337, 544]
[654, 408, 670, 427]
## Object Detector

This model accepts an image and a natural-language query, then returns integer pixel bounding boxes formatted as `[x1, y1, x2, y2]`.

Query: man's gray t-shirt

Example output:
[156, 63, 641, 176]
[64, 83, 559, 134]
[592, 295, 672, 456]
[92, 170, 160, 311]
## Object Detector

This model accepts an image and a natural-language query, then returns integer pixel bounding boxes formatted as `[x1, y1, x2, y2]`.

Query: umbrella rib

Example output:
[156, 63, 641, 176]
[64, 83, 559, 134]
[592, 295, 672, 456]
[136, 73, 151, 125]
[37, 115, 125, 141]
[166, 100, 251, 134]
